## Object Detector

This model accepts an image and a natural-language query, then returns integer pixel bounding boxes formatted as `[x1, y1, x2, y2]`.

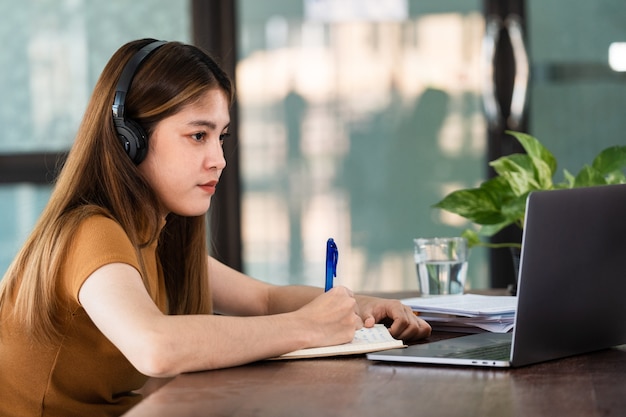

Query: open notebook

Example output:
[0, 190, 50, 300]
[368, 184, 626, 367]
[272, 324, 405, 360]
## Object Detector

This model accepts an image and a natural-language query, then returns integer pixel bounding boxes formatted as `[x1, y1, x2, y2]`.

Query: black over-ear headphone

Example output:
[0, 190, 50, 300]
[112, 40, 167, 165]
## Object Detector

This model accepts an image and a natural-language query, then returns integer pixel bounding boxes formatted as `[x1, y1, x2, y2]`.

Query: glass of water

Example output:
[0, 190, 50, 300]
[414, 237, 468, 296]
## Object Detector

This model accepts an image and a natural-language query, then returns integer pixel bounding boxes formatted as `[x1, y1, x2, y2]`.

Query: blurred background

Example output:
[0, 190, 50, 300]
[1, 0, 625, 292]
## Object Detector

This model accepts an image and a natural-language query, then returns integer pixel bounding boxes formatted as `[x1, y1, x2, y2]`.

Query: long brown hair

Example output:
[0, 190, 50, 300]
[0, 39, 234, 343]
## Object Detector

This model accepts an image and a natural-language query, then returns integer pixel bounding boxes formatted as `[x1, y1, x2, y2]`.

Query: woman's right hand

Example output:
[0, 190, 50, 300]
[294, 286, 363, 348]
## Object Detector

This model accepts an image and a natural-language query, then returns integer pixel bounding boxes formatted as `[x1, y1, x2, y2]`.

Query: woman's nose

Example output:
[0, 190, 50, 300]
[207, 137, 227, 171]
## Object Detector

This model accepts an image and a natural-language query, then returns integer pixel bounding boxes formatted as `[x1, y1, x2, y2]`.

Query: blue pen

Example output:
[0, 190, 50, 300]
[325, 238, 338, 292]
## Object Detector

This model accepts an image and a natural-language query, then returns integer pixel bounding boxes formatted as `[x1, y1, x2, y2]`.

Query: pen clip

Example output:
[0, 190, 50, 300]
[325, 238, 338, 292]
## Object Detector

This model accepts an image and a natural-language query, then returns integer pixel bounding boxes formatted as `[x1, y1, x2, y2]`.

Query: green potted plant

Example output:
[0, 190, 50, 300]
[434, 131, 626, 249]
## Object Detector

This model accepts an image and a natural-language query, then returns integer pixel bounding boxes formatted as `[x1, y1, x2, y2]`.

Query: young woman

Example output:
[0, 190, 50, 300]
[0, 39, 431, 417]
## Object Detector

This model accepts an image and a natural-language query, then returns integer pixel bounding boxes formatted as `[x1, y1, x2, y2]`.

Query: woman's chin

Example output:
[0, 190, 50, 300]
[170, 204, 211, 218]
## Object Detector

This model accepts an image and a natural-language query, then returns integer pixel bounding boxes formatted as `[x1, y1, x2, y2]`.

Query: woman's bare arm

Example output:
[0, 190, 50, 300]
[79, 262, 362, 378]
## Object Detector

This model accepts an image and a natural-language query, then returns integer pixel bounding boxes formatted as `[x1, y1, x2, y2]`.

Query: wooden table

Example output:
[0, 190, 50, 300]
[124, 333, 626, 417]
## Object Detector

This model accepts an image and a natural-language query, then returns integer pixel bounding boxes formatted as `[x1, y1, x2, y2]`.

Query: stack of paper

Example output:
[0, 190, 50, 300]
[401, 294, 517, 333]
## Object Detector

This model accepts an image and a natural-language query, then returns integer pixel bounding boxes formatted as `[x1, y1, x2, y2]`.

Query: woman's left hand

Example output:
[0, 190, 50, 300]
[354, 295, 431, 342]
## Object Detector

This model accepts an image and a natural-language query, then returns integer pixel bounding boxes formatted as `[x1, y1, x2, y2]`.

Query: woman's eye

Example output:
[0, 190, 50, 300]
[191, 132, 206, 142]
[219, 133, 231, 145]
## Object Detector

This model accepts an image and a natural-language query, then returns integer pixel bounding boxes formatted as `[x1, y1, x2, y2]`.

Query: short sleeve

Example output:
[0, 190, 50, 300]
[60, 215, 141, 303]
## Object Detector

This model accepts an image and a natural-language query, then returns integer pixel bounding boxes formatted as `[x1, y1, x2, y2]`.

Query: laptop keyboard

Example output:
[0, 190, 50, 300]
[440, 342, 512, 360]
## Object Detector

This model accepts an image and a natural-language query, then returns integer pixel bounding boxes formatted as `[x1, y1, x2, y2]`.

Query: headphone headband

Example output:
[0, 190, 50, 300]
[112, 40, 166, 119]
[112, 40, 167, 164]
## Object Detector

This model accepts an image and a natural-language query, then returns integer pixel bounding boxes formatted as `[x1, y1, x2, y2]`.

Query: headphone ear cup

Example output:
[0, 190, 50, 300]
[115, 118, 148, 165]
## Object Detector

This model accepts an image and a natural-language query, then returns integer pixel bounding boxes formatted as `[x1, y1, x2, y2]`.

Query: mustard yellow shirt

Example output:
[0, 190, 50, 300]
[0, 215, 167, 417]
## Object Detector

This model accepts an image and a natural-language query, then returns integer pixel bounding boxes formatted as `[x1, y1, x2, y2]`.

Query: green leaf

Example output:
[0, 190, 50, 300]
[530, 156, 555, 189]
[461, 229, 481, 247]
[574, 165, 608, 187]
[604, 171, 626, 184]
[483, 175, 515, 197]
[506, 131, 557, 174]
[562, 169, 576, 188]
[591, 145, 626, 176]
[479, 221, 513, 237]
[490, 154, 540, 196]
[434, 187, 505, 225]
[499, 193, 528, 228]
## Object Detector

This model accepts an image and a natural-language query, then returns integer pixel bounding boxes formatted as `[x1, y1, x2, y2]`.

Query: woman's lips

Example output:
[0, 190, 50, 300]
[198, 181, 218, 194]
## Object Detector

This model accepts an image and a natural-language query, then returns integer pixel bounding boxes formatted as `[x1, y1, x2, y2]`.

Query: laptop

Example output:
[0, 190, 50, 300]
[368, 184, 626, 367]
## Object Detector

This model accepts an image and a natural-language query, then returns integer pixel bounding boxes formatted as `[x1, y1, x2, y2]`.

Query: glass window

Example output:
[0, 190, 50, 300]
[236, 0, 488, 291]
[0, 0, 191, 276]
[528, 1, 626, 173]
